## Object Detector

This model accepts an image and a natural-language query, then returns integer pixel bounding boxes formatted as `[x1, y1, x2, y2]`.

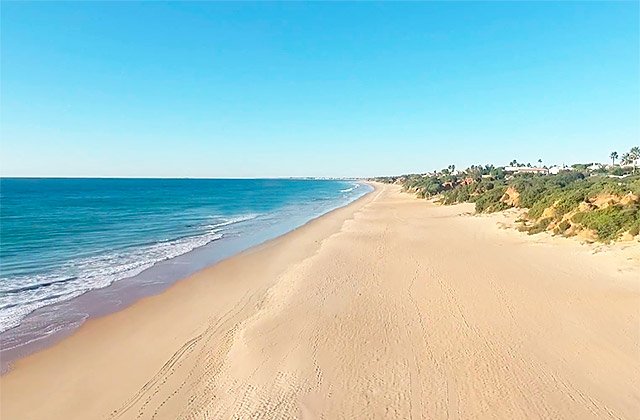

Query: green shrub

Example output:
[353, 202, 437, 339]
[576, 205, 640, 241]
[527, 218, 552, 235]
[555, 190, 588, 217]
[527, 195, 555, 219]
[557, 220, 571, 233]
[484, 201, 510, 213]
[475, 187, 507, 213]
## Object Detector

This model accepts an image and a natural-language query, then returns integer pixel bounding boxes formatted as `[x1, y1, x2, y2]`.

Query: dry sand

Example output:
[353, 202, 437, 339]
[1, 183, 639, 419]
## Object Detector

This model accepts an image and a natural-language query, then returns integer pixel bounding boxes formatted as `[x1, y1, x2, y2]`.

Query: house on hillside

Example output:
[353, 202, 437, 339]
[548, 165, 573, 175]
[504, 166, 549, 175]
[587, 163, 604, 171]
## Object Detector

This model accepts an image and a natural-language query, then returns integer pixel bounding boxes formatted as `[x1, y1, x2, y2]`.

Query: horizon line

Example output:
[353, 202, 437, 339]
[0, 176, 367, 180]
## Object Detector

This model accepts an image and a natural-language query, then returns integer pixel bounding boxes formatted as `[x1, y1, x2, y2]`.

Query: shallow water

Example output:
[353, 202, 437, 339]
[0, 178, 371, 368]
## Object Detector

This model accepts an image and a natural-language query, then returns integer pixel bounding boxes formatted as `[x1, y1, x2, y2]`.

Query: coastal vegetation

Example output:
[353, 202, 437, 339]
[374, 147, 640, 243]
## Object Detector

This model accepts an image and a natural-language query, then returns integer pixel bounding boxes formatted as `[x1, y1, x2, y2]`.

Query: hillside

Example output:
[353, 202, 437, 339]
[375, 166, 640, 243]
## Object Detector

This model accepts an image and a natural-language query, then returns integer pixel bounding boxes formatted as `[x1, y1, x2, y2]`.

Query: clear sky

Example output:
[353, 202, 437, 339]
[1, 2, 638, 178]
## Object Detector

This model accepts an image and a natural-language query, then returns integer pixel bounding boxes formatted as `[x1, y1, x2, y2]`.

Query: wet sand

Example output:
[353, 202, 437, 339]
[2, 182, 638, 419]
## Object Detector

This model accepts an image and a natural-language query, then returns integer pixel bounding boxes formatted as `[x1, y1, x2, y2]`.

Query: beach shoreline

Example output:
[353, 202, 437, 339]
[0, 181, 375, 374]
[2, 182, 638, 419]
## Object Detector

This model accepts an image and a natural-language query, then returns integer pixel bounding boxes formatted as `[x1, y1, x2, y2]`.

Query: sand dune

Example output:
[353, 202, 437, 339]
[2, 183, 638, 419]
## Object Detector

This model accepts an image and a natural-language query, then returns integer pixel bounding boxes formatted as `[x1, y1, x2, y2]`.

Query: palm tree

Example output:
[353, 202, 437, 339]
[610, 151, 618, 166]
[509, 159, 517, 166]
[621, 152, 631, 166]
[537, 158, 542, 167]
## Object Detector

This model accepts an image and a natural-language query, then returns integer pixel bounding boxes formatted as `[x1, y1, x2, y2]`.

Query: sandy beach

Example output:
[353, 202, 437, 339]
[1, 182, 638, 419]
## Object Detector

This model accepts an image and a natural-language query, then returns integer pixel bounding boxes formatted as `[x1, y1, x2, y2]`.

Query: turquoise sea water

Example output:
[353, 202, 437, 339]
[0, 178, 370, 344]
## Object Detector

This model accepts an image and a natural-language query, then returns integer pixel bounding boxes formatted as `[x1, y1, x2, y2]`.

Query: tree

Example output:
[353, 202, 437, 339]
[610, 151, 618, 166]
[425, 181, 442, 196]
[510, 159, 517, 166]
[537, 159, 542, 167]
[631, 146, 640, 173]
[621, 152, 632, 166]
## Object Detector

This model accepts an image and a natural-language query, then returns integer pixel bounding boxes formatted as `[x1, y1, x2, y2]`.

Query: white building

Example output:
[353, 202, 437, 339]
[504, 166, 548, 175]
[548, 165, 573, 175]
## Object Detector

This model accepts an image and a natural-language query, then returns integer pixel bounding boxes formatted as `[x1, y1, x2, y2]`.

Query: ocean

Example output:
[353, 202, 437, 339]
[0, 178, 371, 363]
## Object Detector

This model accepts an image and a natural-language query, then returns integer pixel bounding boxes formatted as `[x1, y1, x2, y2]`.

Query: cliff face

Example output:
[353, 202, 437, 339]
[388, 170, 640, 243]
[520, 192, 639, 242]
[588, 192, 638, 209]
[500, 186, 520, 207]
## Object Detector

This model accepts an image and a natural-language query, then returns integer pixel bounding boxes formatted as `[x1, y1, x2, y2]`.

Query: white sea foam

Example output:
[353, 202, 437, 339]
[203, 214, 259, 230]
[340, 184, 360, 193]
[0, 227, 230, 333]
[0, 180, 374, 361]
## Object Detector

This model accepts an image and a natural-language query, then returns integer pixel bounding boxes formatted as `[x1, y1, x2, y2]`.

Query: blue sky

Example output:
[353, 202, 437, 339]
[1, 2, 638, 178]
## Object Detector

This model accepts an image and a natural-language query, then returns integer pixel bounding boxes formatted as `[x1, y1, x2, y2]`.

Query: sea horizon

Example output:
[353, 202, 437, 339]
[0, 176, 366, 180]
